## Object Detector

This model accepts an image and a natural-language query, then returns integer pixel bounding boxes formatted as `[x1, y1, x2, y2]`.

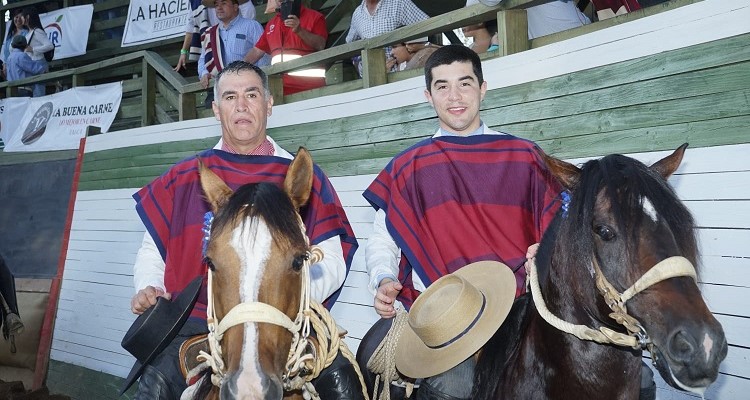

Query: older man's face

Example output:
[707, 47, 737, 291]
[215, 0, 239, 23]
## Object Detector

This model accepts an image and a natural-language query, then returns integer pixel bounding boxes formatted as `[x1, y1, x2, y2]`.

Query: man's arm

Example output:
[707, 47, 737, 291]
[309, 235, 347, 303]
[366, 209, 403, 318]
[19, 55, 46, 75]
[243, 47, 268, 65]
[285, 15, 325, 51]
[130, 232, 170, 314]
[174, 32, 193, 71]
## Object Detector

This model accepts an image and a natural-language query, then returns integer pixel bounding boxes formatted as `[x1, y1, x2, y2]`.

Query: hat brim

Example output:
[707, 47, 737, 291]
[119, 276, 203, 394]
[395, 261, 516, 378]
[202, 0, 251, 6]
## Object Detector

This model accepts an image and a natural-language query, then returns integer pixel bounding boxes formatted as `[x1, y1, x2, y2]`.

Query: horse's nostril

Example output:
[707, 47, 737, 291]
[668, 329, 697, 363]
[264, 376, 284, 400]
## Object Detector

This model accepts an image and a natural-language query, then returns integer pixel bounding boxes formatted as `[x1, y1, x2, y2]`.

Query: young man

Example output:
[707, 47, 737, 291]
[244, 0, 329, 95]
[5, 35, 45, 97]
[363, 45, 563, 399]
[128, 61, 360, 399]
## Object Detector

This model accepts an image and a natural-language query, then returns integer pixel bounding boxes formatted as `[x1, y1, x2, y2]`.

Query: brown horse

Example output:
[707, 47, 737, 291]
[473, 144, 727, 399]
[190, 148, 320, 400]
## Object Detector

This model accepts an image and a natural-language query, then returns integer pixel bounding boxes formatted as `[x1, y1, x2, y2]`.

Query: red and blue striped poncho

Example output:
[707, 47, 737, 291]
[363, 134, 562, 308]
[133, 150, 358, 319]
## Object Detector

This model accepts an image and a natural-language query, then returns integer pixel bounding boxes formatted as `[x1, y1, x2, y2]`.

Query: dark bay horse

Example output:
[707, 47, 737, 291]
[189, 148, 326, 400]
[473, 144, 727, 399]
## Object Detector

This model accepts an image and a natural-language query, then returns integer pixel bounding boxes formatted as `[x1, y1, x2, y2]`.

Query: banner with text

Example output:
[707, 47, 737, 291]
[40, 5, 94, 60]
[1, 82, 122, 152]
[122, 0, 191, 47]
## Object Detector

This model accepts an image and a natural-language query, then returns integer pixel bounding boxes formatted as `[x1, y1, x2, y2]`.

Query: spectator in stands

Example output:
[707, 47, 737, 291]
[386, 38, 439, 72]
[345, 0, 429, 76]
[128, 60, 361, 400]
[1, 8, 30, 80]
[18, 8, 54, 97]
[462, 21, 499, 54]
[244, 0, 328, 96]
[6, 35, 45, 97]
[197, 0, 269, 108]
[465, 0, 590, 42]
[174, 0, 257, 74]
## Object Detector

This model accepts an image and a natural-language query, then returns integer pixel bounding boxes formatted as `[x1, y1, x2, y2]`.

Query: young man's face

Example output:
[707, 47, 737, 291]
[424, 61, 487, 135]
[212, 70, 274, 153]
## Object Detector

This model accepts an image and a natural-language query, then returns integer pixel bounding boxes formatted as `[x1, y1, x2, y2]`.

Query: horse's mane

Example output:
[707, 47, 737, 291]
[552, 154, 698, 276]
[210, 182, 307, 248]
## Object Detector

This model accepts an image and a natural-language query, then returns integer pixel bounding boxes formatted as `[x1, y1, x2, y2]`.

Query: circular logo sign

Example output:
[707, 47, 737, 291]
[21, 102, 54, 145]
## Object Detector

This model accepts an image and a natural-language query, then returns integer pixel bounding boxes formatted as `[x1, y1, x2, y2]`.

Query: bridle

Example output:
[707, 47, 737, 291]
[529, 255, 697, 349]
[197, 213, 324, 395]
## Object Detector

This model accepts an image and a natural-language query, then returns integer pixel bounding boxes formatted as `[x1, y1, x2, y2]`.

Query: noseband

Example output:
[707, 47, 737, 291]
[529, 255, 697, 349]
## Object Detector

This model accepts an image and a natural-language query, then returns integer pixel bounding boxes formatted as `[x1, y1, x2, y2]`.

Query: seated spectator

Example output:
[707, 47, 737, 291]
[6, 35, 45, 97]
[465, 0, 590, 42]
[244, 0, 328, 95]
[386, 38, 439, 72]
[527, 0, 591, 39]
[462, 21, 499, 54]
[174, 0, 257, 73]
[345, 0, 429, 76]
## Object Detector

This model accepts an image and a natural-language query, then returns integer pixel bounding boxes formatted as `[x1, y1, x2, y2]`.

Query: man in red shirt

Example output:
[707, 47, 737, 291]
[245, 0, 328, 95]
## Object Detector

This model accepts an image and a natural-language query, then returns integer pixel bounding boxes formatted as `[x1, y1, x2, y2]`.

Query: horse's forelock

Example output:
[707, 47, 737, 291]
[211, 182, 307, 249]
[562, 155, 698, 270]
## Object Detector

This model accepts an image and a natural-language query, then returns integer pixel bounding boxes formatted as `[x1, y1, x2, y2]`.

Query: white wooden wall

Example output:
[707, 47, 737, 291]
[51, 0, 749, 396]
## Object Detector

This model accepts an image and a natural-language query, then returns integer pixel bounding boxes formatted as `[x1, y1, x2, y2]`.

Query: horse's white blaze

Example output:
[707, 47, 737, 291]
[703, 333, 714, 363]
[230, 218, 273, 397]
[642, 197, 659, 222]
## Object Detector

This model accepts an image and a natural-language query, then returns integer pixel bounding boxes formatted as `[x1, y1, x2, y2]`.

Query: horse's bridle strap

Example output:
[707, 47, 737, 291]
[217, 302, 297, 337]
[619, 256, 696, 303]
[529, 255, 697, 349]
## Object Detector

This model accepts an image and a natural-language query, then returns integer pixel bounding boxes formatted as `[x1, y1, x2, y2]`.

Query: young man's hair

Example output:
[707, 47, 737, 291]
[213, 61, 270, 102]
[424, 44, 484, 92]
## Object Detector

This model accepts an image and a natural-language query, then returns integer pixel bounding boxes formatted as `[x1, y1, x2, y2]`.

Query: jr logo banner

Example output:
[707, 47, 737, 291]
[0, 82, 123, 153]
[40, 5, 94, 60]
[122, 0, 191, 47]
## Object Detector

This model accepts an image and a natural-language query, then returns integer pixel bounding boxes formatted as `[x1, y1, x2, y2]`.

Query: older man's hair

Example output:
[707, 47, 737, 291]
[424, 45, 484, 92]
[213, 61, 270, 102]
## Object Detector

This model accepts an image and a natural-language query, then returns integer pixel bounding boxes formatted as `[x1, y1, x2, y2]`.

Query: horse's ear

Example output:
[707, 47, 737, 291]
[650, 143, 688, 179]
[198, 158, 234, 213]
[539, 148, 580, 190]
[285, 147, 314, 209]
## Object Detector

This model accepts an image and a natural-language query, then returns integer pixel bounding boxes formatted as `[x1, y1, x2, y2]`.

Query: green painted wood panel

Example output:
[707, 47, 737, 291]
[74, 33, 750, 191]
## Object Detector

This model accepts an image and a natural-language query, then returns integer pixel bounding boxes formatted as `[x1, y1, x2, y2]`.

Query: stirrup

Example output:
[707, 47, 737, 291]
[5, 313, 24, 336]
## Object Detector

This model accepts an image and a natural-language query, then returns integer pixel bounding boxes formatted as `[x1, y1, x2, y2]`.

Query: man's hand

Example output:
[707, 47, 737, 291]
[524, 243, 540, 271]
[131, 286, 171, 315]
[374, 278, 402, 319]
[200, 74, 211, 89]
[284, 15, 301, 34]
[174, 54, 187, 71]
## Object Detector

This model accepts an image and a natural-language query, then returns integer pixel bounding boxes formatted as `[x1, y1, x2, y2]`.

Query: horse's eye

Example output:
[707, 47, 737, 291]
[594, 225, 616, 241]
[292, 256, 305, 271]
[203, 257, 216, 271]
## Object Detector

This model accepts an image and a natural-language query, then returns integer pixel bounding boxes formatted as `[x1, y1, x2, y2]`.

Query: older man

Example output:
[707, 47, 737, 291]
[128, 61, 361, 399]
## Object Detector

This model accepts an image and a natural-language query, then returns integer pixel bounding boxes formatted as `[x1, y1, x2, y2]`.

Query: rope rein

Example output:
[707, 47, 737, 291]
[528, 255, 697, 349]
[365, 310, 414, 400]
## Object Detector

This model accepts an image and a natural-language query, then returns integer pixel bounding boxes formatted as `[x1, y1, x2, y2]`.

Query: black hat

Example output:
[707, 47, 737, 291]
[11, 35, 27, 49]
[119, 276, 203, 394]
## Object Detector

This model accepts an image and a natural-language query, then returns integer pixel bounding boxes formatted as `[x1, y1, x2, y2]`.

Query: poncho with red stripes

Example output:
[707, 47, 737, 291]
[134, 150, 358, 319]
[363, 134, 562, 308]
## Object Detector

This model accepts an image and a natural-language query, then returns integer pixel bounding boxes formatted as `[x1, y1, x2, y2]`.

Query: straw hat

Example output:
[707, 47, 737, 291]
[395, 261, 516, 378]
